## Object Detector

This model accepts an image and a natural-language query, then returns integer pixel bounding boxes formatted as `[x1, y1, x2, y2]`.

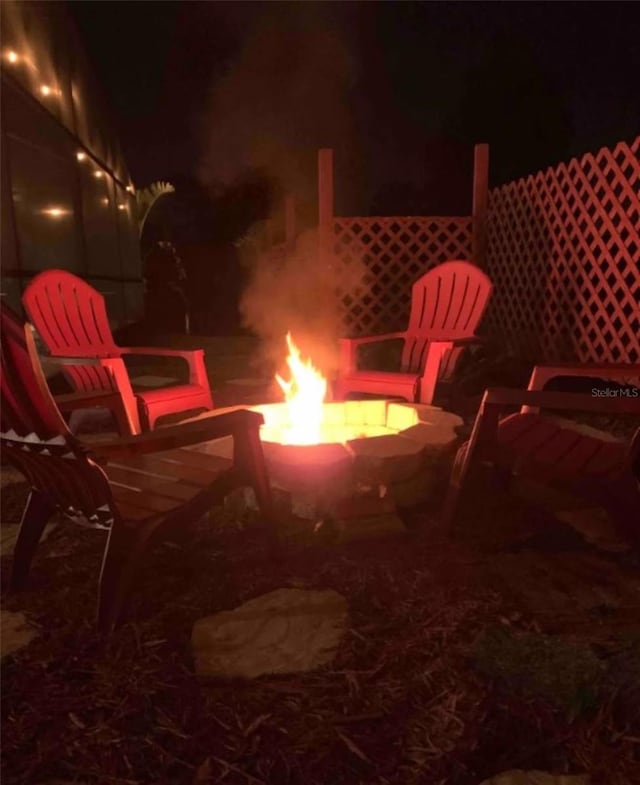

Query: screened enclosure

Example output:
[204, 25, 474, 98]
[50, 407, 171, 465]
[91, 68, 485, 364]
[1, 0, 143, 327]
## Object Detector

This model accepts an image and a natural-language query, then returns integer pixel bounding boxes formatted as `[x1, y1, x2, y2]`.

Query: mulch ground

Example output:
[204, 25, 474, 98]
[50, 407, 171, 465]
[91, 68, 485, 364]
[3, 341, 640, 784]
[2, 472, 639, 785]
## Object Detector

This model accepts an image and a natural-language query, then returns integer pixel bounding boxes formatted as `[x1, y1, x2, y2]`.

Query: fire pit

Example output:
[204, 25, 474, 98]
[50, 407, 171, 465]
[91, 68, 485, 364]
[193, 335, 463, 542]
[195, 399, 462, 542]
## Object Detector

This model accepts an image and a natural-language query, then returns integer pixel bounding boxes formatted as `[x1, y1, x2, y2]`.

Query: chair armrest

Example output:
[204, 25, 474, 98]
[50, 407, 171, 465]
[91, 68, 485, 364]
[528, 362, 640, 390]
[483, 387, 640, 416]
[524, 363, 640, 413]
[414, 336, 485, 404]
[94, 408, 265, 459]
[421, 335, 485, 354]
[119, 346, 203, 360]
[119, 346, 208, 387]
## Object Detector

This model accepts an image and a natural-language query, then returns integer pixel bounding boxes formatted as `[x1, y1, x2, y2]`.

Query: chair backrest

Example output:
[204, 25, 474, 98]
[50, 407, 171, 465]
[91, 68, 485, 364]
[23, 270, 121, 395]
[23, 269, 119, 357]
[402, 260, 493, 374]
[1, 304, 113, 523]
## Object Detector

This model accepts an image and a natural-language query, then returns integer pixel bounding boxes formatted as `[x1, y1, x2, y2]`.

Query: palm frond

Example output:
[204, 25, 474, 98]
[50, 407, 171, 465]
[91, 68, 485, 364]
[135, 181, 175, 237]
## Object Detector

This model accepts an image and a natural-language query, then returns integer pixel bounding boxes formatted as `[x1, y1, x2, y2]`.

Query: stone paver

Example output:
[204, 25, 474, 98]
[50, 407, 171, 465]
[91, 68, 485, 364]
[1, 524, 57, 557]
[192, 588, 348, 679]
[1, 609, 39, 659]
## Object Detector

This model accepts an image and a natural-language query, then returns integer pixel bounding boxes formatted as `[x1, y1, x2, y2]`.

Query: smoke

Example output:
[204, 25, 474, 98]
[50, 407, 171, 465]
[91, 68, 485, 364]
[197, 4, 366, 381]
[197, 4, 359, 213]
[239, 229, 365, 383]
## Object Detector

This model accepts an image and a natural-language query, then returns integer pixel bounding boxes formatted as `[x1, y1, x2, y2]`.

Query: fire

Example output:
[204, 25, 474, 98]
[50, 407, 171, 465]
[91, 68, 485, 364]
[275, 333, 327, 445]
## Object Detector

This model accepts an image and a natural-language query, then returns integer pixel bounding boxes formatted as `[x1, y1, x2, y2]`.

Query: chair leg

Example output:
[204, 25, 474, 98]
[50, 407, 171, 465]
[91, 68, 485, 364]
[10, 490, 56, 591]
[419, 344, 447, 405]
[113, 398, 140, 436]
[138, 402, 152, 433]
[233, 427, 279, 557]
[98, 476, 239, 634]
[441, 443, 471, 532]
[333, 379, 346, 401]
[97, 520, 153, 634]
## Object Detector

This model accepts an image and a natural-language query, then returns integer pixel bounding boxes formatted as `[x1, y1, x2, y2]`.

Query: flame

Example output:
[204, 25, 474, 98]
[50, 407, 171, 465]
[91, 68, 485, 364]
[275, 333, 327, 445]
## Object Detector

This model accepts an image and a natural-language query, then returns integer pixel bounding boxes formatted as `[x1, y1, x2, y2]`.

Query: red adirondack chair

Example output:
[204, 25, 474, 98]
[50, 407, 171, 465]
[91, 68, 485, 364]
[23, 269, 214, 435]
[334, 260, 493, 405]
[1, 304, 275, 634]
[443, 363, 640, 546]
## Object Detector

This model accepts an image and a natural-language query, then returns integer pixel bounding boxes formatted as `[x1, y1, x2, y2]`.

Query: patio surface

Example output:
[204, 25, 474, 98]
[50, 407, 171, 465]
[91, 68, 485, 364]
[2, 334, 639, 785]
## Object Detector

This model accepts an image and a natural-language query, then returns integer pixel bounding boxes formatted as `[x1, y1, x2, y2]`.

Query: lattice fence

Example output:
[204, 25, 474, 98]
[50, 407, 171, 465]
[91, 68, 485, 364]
[484, 137, 640, 363]
[332, 216, 472, 335]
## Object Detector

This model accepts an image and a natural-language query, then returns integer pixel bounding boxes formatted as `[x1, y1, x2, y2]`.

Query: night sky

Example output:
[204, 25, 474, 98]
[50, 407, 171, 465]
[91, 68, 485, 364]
[68, 1, 640, 215]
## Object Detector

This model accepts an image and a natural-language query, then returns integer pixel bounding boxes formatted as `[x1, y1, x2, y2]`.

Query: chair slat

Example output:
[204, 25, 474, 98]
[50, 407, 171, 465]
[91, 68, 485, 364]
[581, 441, 626, 476]
[157, 448, 232, 473]
[106, 465, 204, 502]
[499, 414, 562, 454]
[106, 454, 219, 487]
[109, 486, 178, 515]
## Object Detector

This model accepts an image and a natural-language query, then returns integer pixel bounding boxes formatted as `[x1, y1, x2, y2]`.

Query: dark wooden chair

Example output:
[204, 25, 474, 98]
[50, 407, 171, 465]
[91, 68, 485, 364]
[443, 363, 640, 546]
[1, 304, 276, 634]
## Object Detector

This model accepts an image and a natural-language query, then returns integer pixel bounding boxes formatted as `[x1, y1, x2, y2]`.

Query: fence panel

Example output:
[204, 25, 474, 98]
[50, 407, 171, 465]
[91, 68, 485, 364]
[332, 216, 472, 335]
[484, 137, 640, 363]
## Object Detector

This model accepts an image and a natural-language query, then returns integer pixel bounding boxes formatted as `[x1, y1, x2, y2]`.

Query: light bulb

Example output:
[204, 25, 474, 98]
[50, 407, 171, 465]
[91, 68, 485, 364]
[41, 206, 70, 218]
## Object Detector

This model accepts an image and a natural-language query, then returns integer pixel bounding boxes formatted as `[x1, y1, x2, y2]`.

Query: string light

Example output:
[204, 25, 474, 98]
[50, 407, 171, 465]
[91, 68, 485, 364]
[41, 207, 71, 218]
[4, 47, 135, 198]
[117, 204, 126, 211]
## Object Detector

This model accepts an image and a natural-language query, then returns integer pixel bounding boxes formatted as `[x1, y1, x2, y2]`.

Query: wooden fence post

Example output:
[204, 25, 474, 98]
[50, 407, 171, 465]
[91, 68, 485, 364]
[284, 194, 296, 248]
[472, 143, 489, 268]
[318, 148, 334, 260]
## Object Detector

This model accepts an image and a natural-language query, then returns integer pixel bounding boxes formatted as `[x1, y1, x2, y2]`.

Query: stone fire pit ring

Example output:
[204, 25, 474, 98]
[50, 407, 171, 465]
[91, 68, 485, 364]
[194, 401, 464, 543]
